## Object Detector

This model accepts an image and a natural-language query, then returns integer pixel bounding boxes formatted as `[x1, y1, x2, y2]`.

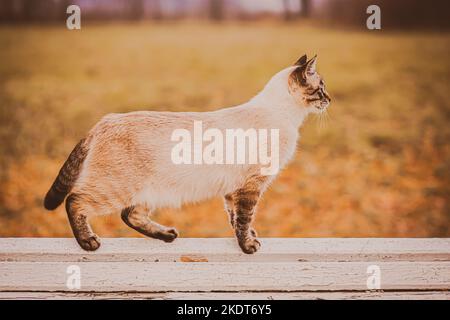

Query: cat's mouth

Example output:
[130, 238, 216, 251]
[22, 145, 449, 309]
[316, 101, 330, 112]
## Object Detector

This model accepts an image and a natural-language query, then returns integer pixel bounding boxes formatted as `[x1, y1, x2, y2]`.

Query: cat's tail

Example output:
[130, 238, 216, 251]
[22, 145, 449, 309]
[44, 138, 89, 210]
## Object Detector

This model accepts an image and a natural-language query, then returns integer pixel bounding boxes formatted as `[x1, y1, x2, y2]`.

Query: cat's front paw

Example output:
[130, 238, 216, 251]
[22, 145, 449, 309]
[77, 234, 101, 251]
[238, 237, 261, 254]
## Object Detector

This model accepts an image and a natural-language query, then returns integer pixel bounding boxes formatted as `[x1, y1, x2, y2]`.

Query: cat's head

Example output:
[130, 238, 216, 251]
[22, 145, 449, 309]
[288, 54, 331, 113]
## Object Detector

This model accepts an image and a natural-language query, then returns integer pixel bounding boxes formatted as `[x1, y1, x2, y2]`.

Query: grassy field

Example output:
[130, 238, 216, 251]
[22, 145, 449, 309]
[0, 22, 449, 238]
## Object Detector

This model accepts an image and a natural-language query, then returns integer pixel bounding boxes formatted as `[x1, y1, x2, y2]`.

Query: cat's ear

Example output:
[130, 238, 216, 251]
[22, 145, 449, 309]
[290, 54, 315, 86]
[304, 55, 317, 76]
[294, 54, 307, 66]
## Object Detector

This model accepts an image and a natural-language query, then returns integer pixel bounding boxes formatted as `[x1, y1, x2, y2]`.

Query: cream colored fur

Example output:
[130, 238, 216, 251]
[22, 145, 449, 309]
[72, 65, 325, 217]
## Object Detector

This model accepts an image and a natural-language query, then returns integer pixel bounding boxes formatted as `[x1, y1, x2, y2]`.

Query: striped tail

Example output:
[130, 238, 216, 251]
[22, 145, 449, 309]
[44, 138, 89, 210]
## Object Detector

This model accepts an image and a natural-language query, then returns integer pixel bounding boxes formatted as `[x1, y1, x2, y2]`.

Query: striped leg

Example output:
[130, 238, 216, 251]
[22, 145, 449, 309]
[225, 175, 267, 254]
[65, 193, 101, 251]
[224, 194, 257, 237]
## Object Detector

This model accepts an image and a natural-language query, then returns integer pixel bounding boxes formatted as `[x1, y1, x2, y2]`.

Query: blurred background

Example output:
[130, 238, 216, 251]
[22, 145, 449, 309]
[0, 0, 449, 238]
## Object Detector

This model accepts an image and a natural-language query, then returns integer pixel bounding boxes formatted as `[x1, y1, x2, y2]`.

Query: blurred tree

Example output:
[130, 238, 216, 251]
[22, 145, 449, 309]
[209, 0, 223, 21]
[22, 0, 38, 20]
[0, 0, 13, 22]
[283, 0, 292, 21]
[129, 0, 144, 20]
[59, 0, 71, 21]
[300, 0, 310, 17]
[313, 0, 450, 29]
[150, 0, 162, 20]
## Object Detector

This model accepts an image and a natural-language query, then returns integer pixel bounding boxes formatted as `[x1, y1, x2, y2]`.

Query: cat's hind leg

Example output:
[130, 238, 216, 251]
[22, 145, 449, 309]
[121, 205, 178, 243]
[65, 193, 101, 251]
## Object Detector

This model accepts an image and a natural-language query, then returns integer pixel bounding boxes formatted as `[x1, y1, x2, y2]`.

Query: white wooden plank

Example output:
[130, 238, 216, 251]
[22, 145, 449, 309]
[1, 261, 449, 292]
[1, 238, 449, 262]
[0, 291, 449, 300]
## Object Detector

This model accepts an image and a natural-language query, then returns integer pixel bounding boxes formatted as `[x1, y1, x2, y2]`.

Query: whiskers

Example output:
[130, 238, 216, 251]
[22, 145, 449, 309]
[315, 108, 331, 133]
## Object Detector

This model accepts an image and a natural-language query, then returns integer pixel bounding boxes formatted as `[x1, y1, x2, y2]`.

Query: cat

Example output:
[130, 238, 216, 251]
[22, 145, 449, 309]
[44, 54, 331, 254]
